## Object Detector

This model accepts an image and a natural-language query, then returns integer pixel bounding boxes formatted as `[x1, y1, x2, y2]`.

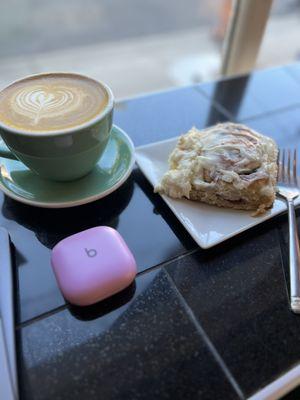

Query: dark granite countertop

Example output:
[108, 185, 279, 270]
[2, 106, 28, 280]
[6, 63, 300, 399]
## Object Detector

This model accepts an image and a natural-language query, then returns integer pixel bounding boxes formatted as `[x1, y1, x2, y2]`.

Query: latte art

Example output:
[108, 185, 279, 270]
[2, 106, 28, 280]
[14, 86, 81, 125]
[0, 73, 109, 132]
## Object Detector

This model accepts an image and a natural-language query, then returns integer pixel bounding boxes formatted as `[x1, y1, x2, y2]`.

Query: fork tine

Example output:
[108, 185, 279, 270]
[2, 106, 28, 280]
[288, 149, 291, 183]
[294, 148, 298, 186]
[282, 148, 286, 182]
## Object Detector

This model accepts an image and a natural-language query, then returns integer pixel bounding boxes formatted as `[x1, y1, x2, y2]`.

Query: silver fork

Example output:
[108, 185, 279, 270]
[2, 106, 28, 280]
[277, 148, 300, 313]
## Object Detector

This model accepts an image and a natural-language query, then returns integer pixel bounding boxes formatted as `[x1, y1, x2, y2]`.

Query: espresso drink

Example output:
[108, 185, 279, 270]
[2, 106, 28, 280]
[0, 73, 109, 132]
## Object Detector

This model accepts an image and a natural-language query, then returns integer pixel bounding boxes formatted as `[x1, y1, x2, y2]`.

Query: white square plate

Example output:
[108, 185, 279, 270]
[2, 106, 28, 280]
[135, 137, 299, 249]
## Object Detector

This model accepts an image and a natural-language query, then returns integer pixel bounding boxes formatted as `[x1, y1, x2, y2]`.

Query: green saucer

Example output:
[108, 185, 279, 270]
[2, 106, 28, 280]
[0, 125, 135, 208]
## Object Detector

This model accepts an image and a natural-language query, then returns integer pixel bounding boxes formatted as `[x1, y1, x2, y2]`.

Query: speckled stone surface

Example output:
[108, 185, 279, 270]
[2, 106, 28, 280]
[196, 66, 300, 121]
[166, 222, 300, 397]
[11, 63, 300, 399]
[0, 84, 232, 324]
[18, 269, 240, 400]
[243, 105, 300, 149]
[114, 85, 229, 146]
[3, 169, 198, 322]
[285, 63, 300, 83]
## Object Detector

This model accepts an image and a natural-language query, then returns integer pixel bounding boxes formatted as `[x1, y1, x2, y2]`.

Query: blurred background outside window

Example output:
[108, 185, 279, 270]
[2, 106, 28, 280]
[0, 0, 298, 99]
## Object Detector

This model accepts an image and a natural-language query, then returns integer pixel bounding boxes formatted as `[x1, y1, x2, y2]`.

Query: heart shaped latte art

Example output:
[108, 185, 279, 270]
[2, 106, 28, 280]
[13, 86, 82, 125]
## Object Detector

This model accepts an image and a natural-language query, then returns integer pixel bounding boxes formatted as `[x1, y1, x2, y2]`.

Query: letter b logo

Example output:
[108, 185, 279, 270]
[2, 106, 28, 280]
[85, 248, 97, 258]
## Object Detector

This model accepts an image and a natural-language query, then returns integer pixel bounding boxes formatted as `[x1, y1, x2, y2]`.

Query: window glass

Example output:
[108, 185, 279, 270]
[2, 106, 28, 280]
[0, 0, 231, 98]
[257, 0, 300, 70]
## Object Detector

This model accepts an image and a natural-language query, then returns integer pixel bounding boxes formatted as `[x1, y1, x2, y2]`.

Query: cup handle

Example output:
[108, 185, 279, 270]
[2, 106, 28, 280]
[0, 139, 18, 160]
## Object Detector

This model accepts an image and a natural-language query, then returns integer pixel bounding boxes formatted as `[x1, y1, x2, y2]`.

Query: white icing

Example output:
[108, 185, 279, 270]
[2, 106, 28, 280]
[156, 123, 277, 199]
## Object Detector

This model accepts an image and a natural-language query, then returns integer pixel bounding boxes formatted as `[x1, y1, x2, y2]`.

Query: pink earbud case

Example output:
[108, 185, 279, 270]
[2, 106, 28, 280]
[51, 226, 137, 306]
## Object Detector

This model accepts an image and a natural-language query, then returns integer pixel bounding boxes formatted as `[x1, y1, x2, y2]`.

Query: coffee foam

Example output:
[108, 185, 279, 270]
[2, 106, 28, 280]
[0, 74, 109, 132]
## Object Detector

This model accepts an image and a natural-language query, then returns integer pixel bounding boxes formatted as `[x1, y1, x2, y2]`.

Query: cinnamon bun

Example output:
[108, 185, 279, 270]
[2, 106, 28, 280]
[155, 122, 278, 215]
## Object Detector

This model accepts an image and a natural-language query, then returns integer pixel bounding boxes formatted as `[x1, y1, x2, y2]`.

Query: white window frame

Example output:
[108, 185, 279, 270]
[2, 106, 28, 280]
[221, 0, 273, 76]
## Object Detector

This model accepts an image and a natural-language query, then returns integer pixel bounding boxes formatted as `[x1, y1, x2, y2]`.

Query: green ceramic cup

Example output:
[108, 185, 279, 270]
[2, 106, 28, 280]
[0, 73, 114, 181]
